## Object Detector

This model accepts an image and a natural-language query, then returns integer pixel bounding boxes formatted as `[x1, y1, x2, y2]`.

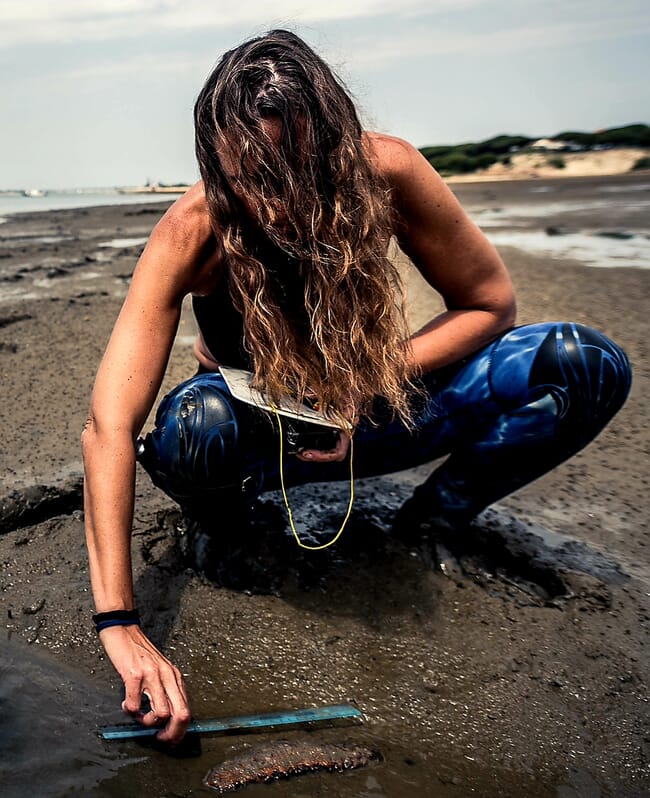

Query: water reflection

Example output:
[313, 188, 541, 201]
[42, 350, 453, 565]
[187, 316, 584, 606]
[485, 229, 650, 269]
[0, 635, 138, 798]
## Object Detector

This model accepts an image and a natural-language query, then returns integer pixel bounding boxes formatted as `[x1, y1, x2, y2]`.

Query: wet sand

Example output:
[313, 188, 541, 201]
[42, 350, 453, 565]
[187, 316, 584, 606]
[0, 176, 649, 797]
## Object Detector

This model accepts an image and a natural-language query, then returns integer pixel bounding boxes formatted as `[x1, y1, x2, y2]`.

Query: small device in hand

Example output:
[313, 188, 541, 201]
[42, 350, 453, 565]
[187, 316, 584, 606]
[284, 420, 341, 454]
[218, 366, 347, 455]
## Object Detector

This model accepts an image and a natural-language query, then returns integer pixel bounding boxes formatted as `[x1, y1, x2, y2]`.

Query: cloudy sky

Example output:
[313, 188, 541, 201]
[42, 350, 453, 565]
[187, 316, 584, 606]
[1, 0, 648, 189]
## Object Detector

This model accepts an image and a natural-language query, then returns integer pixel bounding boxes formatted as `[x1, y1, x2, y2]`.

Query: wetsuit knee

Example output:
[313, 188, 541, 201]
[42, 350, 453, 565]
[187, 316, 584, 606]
[490, 322, 631, 446]
[532, 323, 630, 440]
[137, 373, 249, 505]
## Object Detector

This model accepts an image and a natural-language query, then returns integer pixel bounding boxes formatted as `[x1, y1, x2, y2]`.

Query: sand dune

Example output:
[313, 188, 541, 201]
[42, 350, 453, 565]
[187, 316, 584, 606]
[446, 146, 650, 183]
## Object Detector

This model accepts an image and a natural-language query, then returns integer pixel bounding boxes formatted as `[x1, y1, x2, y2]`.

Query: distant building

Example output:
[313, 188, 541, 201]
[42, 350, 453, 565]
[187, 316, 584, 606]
[530, 138, 584, 152]
[530, 138, 570, 151]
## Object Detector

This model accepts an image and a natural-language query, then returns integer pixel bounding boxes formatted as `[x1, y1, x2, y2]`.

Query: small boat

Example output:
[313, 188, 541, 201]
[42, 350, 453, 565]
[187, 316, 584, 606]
[23, 188, 47, 198]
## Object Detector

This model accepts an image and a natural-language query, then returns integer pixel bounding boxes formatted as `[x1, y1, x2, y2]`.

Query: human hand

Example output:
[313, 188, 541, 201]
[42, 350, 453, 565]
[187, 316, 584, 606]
[99, 624, 191, 744]
[296, 429, 351, 463]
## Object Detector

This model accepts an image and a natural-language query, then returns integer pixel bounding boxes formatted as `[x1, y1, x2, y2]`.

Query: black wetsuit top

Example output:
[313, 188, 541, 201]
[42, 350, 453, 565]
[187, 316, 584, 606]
[192, 283, 251, 369]
[192, 241, 308, 371]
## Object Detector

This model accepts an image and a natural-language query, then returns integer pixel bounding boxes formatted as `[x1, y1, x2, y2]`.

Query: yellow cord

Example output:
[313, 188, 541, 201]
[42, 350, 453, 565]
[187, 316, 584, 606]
[273, 408, 354, 550]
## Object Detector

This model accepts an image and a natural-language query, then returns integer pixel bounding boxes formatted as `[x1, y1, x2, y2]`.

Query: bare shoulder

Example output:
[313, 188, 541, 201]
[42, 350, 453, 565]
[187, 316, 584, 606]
[363, 131, 460, 228]
[133, 180, 223, 295]
[363, 131, 437, 186]
[153, 180, 212, 248]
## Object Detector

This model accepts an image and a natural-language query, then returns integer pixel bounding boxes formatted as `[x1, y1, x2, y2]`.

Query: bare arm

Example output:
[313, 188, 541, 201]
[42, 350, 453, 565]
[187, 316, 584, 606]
[371, 133, 517, 374]
[82, 183, 216, 743]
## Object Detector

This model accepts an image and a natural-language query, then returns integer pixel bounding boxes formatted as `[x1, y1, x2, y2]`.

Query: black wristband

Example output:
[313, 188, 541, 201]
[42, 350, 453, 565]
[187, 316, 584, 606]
[92, 608, 140, 634]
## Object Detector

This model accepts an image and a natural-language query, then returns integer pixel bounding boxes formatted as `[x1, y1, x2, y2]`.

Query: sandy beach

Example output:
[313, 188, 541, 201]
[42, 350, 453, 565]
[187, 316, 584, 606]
[1, 174, 649, 797]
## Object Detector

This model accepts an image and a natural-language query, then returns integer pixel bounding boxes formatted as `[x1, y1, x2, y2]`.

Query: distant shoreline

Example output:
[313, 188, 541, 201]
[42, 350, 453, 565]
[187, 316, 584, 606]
[3, 145, 649, 206]
[117, 184, 192, 195]
[115, 148, 650, 191]
[2, 155, 649, 220]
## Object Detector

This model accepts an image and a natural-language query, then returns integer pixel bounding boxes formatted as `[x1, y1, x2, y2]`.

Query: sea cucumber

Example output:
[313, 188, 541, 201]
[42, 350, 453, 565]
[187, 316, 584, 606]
[203, 738, 381, 793]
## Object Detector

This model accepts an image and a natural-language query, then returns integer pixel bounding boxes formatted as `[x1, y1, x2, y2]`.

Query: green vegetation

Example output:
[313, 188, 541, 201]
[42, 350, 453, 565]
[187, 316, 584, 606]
[632, 156, 650, 171]
[420, 135, 531, 175]
[547, 156, 566, 169]
[554, 124, 650, 148]
[419, 123, 650, 176]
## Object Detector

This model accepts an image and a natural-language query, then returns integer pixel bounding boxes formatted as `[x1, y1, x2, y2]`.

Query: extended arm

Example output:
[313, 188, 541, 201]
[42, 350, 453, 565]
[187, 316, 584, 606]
[82, 183, 215, 743]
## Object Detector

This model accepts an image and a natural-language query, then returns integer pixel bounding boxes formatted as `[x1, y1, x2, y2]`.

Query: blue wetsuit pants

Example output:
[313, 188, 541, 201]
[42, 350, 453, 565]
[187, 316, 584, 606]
[137, 322, 632, 529]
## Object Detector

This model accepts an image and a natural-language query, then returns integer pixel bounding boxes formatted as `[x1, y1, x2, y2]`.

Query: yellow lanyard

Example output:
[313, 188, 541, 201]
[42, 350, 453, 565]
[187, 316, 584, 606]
[272, 408, 355, 550]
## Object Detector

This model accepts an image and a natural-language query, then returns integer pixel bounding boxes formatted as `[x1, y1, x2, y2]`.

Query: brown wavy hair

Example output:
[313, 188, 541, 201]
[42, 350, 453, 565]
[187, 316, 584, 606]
[194, 29, 418, 427]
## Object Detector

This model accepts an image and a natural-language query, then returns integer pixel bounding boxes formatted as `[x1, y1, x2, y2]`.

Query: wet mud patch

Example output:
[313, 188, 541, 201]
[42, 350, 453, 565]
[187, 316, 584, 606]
[398, 506, 626, 608]
[0, 472, 629, 621]
[173, 499, 406, 596]
[0, 312, 32, 328]
[0, 477, 83, 534]
[166, 476, 628, 615]
[165, 477, 428, 599]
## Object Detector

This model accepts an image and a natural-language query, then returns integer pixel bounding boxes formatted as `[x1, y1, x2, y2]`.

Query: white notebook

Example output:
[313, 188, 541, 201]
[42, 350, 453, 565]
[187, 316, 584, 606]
[219, 366, 345, 429]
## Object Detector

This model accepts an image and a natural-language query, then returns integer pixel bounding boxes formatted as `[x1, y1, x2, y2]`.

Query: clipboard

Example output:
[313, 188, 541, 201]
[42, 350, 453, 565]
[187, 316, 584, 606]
[219, 366, 345, 430]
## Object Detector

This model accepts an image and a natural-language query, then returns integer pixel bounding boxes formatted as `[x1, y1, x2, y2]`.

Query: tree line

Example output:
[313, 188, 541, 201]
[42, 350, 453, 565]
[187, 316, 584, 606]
[419, 123, 650, 176]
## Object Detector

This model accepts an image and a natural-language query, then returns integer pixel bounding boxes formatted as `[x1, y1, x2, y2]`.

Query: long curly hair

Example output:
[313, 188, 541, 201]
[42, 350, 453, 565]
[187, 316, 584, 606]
[194, 29, 418, 428]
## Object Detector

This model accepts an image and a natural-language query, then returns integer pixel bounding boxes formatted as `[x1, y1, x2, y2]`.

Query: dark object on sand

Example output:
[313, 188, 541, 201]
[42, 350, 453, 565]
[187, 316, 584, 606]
[203, 739, 381, 793]
[98, 703, 363, 740]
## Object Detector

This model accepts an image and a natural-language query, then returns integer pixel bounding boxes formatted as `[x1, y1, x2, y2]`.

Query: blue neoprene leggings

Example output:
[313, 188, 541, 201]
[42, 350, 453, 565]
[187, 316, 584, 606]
[137, 322, 632, 528]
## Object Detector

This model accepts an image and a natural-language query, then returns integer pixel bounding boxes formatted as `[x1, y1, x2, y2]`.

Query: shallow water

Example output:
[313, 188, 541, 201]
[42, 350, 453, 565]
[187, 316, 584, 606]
[0, 623, 632, 798]
[0, 634, 557, 798]
[0, 189, 185, 218]
[483, 228, 650, 269]
[0, 634, 537, 798]
[0, 635, 139, 798]
[453, 174, 650, 269]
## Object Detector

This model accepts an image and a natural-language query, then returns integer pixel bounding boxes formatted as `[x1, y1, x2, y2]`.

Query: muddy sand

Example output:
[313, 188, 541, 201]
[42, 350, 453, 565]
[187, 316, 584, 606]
[0, 175, 648, 797]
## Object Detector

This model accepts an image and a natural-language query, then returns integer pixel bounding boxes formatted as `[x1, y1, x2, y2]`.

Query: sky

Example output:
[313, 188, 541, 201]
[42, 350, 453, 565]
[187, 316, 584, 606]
[1, 0, 649, 190]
